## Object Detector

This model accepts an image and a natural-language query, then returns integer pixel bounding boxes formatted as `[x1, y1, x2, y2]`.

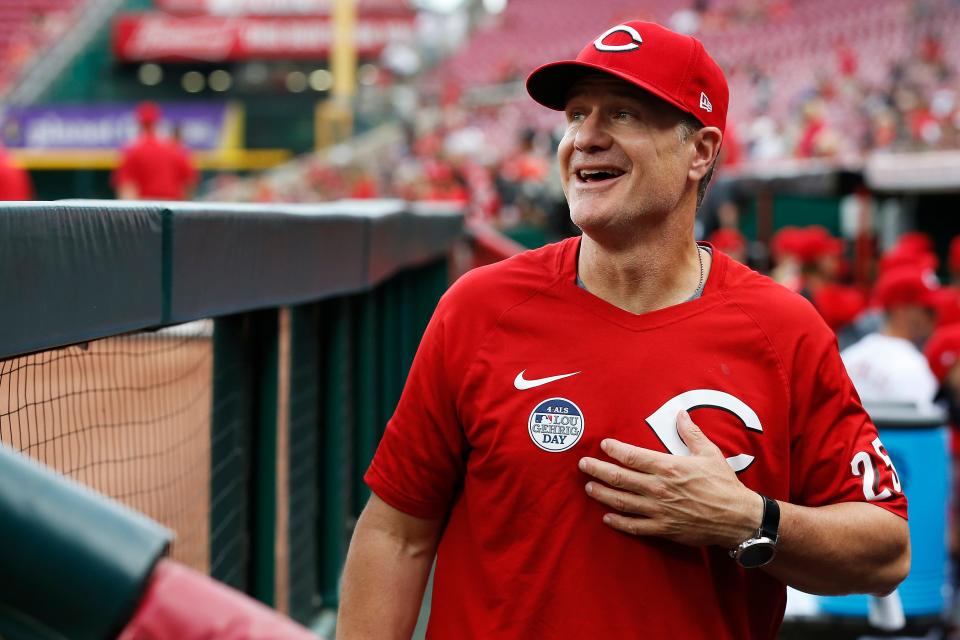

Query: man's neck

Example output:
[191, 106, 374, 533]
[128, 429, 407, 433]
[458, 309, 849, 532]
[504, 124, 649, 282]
[880, 320, 915, 345]
[577, 231, 710, 315]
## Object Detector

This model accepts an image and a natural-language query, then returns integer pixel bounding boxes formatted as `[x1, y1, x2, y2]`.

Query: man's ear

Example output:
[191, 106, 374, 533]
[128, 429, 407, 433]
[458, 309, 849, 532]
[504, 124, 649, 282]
[689, 127, 722, 181]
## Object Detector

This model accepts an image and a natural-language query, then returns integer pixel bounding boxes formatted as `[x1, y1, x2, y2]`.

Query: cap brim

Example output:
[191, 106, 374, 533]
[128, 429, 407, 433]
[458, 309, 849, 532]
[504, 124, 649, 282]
[526, 60, 695, 121]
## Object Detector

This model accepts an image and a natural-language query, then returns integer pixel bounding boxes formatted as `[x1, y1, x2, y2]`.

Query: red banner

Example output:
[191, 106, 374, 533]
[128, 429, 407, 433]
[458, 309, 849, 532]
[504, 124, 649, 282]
[112, 13, 416, 61]
[155, 0, 330, 14]
[154, 0, 412, 15]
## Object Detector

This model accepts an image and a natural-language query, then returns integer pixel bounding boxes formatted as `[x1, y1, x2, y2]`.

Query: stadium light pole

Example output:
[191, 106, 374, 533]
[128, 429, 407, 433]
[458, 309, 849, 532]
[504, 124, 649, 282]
[316, 0, 357, 149]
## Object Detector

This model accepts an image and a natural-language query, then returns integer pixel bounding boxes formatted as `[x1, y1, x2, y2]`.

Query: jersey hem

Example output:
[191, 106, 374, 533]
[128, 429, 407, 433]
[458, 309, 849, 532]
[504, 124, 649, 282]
[365, 465, 449, 520]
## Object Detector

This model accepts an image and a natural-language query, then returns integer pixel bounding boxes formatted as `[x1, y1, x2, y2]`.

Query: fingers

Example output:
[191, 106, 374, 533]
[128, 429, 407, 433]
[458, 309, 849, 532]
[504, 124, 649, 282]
[585, 480, 659, 516]
[595, 438, 670, 472]
[579, 456, 661, 494]
[599, 512, 662, 537]
[676, 409, 722, 458]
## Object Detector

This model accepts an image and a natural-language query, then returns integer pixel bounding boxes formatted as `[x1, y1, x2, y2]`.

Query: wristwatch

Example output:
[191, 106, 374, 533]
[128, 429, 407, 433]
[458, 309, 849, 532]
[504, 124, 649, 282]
[729, 494, 780, 569]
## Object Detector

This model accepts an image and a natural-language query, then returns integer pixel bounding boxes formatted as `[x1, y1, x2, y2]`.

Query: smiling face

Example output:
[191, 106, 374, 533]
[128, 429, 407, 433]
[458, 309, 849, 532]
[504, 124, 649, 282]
[558, 74, 697, 242]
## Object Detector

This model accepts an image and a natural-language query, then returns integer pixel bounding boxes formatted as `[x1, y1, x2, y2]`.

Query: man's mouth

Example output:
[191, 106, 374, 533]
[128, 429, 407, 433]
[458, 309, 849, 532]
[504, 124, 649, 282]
[576, 168, 626, 183]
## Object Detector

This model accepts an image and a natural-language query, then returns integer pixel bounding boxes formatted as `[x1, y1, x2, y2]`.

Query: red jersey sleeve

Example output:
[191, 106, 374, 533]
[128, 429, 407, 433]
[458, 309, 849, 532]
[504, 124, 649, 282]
[364, 295, 468, 519]
[788, 325, 908, 519]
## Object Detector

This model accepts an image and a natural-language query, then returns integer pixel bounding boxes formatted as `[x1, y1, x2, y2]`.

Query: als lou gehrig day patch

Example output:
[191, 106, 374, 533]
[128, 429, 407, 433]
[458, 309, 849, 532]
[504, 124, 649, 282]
[528, 397, 585, 452]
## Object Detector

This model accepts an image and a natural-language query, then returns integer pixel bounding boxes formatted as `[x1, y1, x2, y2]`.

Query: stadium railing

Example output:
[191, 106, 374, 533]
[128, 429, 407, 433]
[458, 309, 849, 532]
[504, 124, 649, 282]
[0, 199, 462, 630]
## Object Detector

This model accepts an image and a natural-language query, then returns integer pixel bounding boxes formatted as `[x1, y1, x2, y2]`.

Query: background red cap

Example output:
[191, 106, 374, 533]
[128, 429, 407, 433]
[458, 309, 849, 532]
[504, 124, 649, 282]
[879, 245, 938, 274]
[136, 101, 161, 125]
[813, 284, 867, 331]
[526, 20, 728, 135]
[770, 226, 806, 260]
[924, 324, 960, 382]
[894, 231, 933, 255]
[873, 266, 940, 310]
[708, 228, 746, 254]
[794, 225, 844, 265]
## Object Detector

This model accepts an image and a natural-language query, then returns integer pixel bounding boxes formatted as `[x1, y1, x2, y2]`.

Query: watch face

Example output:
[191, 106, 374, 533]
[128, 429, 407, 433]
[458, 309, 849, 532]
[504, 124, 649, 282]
[738, 541, 776, 568]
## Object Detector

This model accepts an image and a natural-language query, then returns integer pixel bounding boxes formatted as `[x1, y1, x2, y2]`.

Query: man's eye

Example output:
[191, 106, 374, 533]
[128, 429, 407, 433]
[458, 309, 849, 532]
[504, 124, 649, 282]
[614, 110, 633, 120]
[568, 111, 585, 121]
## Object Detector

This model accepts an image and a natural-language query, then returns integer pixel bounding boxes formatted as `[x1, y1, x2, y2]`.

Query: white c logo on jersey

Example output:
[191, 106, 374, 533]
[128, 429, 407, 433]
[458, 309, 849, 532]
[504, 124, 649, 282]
[645, 389, 762, 473]
[593, 24, 643, 52]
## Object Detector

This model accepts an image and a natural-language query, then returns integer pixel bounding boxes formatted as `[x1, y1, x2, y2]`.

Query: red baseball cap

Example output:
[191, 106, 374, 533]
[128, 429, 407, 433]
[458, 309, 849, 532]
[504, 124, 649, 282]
[708, 228, 746, 253]
[924, 324, 960, 382]
[813, 284, 867, 331]
[526, 21, 728, 135]
[770, 226, 806, 260]
[879, 246, 938, 274]
[895, 231, 933, 255]
[795, 226, 844, 265]
[136, 101, 161, 125]
[873, 267, 940, 310]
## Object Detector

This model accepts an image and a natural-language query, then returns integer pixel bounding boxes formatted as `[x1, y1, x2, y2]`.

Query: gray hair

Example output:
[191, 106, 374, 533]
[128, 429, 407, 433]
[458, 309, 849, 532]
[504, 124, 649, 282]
[677, 115, 716, 211]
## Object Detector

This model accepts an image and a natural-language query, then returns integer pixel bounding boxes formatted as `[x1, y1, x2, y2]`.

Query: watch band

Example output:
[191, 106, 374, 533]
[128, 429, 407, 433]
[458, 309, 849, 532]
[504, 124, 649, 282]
[728, 494, 780, 568]
[759, 494, 780, 541]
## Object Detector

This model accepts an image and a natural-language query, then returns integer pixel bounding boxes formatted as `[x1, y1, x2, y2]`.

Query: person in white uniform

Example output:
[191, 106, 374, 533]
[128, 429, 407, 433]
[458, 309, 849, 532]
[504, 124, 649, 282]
[842, 266, 940, 412]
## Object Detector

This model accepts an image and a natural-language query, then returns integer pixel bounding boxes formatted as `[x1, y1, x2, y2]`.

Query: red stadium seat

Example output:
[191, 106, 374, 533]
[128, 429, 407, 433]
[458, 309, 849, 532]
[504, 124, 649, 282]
[119, 559, 322, 640]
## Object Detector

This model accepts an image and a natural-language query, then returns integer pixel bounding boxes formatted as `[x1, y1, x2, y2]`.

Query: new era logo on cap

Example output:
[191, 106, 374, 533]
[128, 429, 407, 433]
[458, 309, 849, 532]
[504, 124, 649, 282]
[700, 92, 713, 113]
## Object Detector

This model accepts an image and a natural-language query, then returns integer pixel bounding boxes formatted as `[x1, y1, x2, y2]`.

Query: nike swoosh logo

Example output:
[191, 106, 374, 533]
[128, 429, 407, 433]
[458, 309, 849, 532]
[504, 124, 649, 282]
[514, 370, 581, 390]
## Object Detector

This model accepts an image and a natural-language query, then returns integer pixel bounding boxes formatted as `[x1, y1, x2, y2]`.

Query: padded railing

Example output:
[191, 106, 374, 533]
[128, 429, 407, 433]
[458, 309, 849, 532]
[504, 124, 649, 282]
[0, 199, 463, 629]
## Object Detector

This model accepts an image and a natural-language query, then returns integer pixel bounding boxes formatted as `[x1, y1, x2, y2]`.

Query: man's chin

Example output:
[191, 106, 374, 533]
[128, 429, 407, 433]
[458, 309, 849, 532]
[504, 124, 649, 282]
[571, 206, 635, 234]
[570, 207, 615, 233]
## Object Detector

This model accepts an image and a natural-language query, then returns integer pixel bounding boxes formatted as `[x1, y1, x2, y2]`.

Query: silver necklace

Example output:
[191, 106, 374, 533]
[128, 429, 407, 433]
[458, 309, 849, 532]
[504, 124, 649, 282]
[574, 246, 707, 300]
[688, 245, 705, 301]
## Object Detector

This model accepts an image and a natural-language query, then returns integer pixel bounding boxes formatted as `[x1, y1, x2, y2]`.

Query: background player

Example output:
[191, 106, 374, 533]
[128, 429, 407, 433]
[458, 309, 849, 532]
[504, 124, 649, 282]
[113, 102, 198, 201]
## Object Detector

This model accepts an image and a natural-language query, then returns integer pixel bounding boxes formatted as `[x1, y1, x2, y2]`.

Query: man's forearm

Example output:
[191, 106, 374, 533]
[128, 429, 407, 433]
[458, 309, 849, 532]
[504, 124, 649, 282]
[765, 501, 910, 596]
[337, 500, 440, 639]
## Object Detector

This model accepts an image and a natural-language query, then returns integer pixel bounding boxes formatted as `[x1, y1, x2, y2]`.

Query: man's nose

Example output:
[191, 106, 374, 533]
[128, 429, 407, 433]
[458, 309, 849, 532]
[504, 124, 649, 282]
[574, 111, 613, 152]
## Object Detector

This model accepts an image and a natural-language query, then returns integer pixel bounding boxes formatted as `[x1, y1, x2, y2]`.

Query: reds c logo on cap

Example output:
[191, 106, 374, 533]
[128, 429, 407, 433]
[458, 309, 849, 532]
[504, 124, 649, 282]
[593, 24, 643, 52]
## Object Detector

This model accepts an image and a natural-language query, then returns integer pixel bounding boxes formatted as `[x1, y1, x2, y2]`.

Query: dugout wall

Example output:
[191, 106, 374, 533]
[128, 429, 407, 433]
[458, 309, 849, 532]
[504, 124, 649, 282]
[0, 199, 461, 631]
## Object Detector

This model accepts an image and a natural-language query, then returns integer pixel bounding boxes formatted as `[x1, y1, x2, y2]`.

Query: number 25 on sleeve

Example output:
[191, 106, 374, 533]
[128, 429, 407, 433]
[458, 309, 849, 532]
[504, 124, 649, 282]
[851, 437, 902, 501]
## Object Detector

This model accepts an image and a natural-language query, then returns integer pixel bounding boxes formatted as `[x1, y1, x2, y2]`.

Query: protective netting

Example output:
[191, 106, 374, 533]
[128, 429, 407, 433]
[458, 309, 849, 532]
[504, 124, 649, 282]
[0, 320, 214, 574]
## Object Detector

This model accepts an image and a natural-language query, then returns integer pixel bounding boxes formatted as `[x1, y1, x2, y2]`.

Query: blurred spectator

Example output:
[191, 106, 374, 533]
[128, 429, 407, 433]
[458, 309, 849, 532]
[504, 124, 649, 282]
[796, 226, 844, 302]
[496, 128, 550, 220]
[835, 41, 858, 79]
[0, 144, 33, 200]
[841, 267, 940, 411]
[769, 226, 807, 291]
[669, 2, 704, 35]
[348, 168, 379, 199]
[923, 324, 960, 578]
[708, 227, 747, 263]
[113, 102, 198, 201]
[795, 99, 839, 159]
[949, 236, 960, 286]
[934, 287, 960, 329]
[895, 230, 934, 255]
[814, 283, 868, 345]
[422, 161, 469, 204]
[878, 244, 939, 275]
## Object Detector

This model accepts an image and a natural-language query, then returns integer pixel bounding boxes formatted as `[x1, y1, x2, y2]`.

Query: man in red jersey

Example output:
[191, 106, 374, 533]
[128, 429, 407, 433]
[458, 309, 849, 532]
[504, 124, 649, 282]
[113, 102, 198, 201]
[338, 21, 909, 640]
